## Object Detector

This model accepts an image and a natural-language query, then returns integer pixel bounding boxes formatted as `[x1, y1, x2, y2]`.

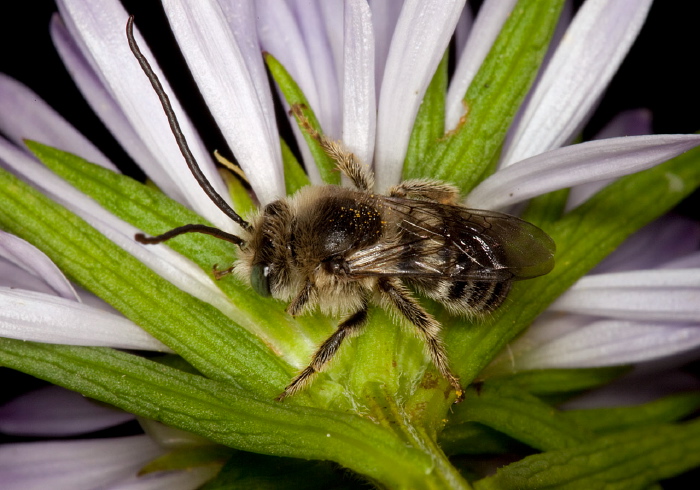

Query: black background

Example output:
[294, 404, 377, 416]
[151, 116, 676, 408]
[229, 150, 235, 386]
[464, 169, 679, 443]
[1, 0, 699, 486]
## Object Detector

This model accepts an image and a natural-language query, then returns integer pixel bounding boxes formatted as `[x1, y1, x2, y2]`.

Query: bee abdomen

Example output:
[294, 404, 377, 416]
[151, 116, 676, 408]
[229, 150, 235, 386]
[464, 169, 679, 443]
[417, 279, 511, 315]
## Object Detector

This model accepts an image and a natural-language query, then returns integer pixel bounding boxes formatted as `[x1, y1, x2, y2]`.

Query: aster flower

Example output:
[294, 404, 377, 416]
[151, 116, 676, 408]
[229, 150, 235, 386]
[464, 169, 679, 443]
[1, 0, 700, 488]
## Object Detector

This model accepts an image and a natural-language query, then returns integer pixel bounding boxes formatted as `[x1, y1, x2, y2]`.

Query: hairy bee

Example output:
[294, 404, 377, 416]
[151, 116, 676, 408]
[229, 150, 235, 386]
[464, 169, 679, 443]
[126, 17, 555, 402]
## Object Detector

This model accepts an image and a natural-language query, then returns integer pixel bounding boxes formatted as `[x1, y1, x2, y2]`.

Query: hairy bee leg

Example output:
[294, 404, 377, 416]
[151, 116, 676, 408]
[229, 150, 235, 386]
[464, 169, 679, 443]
[289, 104, 374, 191]
[286, 281, 316, 316]
[387, 179, 461, 204]
[277, 300, 370, 401]
[377, 278, 464, 402]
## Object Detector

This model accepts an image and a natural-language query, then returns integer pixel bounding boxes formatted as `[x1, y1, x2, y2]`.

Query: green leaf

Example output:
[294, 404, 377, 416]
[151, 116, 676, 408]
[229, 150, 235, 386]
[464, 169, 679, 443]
[0, 338, 438, 488]
[425, 0, 566, 192]
[445, 384, 591, 452]
[485, 367, 631, 397]
[563, 392, 700, 435]
[24, 141, 331, 369]
[438, 422, 524, 456]
[474, 420, 700, 490]
[0, 163, 288, 396]
[281, 137, 311, 194]
[404, 51, 448, 179]
[264, 53, 339, 185]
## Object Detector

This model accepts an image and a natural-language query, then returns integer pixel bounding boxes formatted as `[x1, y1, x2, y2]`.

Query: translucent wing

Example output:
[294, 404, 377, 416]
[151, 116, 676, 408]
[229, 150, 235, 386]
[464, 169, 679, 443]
[345, 197, 555, 281]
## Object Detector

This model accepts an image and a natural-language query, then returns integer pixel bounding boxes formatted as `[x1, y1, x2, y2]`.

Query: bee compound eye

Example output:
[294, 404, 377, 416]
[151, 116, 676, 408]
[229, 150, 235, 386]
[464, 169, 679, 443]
[251, 263, 272, 297]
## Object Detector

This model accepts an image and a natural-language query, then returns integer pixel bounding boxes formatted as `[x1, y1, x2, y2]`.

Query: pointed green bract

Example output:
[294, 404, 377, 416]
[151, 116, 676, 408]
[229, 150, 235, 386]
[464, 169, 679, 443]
[426, 0, 566, 192]
[264, 53, 339, 185]
[281, 137, 311, 194]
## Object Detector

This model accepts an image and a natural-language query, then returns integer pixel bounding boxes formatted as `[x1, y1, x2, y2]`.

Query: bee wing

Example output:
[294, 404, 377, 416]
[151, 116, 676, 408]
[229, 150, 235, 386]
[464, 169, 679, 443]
[345, 197, 555, 281]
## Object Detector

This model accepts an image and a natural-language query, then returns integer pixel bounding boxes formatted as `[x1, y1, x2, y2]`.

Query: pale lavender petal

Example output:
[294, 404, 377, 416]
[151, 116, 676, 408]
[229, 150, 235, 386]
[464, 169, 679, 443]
[0, 436, 164, 490]
[55, 1, 233, 230]
[163, 0, 284, 204]
[661, 251, 700, 270]
[0, 386, 134, 436]
[374, 0, 465, 190]
[445, 0, 517, 130]
[550, 269, 700, 322]
[502, 0, 653, 166]
[0, 231, 79, 301]
[217, 0, 283, 154]
[0, 287, 170, 351]
[0, 74, 115, 171]
[0, 261, 58, 296]
[368, 0, 404, 98]
[319, 0, 346, 94]
[105, 468, 219, 490]
[467, 134, 700, 210]
[256, 0, 322, 183]
[595, 216, 700, 273]
[515, 319, 700, 370]
[562, 370, 700, 409]
[50, 15, 155, 175]
[453, 2, 473, 62]
[342, 0, 376, 167]
[567, 109, 653, 208]
[138, 419, 212, 448]
[0, 137, 238, 320]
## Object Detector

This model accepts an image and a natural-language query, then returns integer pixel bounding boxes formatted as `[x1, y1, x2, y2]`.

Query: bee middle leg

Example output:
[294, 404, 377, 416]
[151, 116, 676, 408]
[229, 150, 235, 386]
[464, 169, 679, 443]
[277, 297, 370, 401]
[387, 179, 460, 204]
[377, 278, 464, 402]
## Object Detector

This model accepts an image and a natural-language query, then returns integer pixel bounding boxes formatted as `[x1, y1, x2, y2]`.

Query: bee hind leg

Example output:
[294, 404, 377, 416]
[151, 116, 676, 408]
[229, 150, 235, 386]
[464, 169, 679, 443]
[378, 278, 464, 402]
[276, 298, 370, 401]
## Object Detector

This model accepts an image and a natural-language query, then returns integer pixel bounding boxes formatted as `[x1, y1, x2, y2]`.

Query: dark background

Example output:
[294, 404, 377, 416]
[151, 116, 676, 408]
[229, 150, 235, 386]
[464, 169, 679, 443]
[1, 0, 699, 486]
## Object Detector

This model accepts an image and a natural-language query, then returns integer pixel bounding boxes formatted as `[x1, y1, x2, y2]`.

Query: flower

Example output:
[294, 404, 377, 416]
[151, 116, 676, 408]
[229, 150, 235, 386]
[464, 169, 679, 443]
[1, 0, 700, 488]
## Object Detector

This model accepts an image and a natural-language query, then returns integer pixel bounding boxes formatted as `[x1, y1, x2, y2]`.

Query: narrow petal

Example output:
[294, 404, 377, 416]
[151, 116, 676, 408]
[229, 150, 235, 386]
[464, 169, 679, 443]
[163, 0, 284, 204]
[367, 0, 404, 98]
[453, 2, 473, 62]
[515, 319, 700, 370]
[661, 251, 700, 270]
[566, 108, 653, 208]
[502, 0, 653, 166]
[0, 287, 170, 351]
[0, 436, 164, 490]
[0, 74, 115, 171]
[0, 386, 134, 437]
[595, 216, 700, 273]
[342, 0, 376, 166]
[256, 0, 322, 183]
[55, 0, 234, 230]
[0, 231, 79, 301]
[374, 0, 465, 190]
[550, 269, 700, 322]
[445, 0, 517, 130]
[287, 0, 342, 138]
[467, 134, 700, 210]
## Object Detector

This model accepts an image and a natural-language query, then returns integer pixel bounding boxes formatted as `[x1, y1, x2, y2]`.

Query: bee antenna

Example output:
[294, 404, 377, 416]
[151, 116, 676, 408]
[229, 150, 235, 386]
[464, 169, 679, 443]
[126, 16, 251, 232]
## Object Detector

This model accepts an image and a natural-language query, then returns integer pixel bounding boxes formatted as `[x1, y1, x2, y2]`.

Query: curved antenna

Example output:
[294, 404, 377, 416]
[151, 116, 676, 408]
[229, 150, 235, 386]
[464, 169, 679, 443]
[126, 16, 251, 232]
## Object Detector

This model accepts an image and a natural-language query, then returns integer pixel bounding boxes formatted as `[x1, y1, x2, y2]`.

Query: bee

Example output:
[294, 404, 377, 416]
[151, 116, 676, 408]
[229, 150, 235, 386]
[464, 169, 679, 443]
[126, 17, 555, 402]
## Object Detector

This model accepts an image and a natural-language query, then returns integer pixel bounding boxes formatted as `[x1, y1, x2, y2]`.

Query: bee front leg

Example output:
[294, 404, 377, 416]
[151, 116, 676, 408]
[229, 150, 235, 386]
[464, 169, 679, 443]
[377, 278, 464, 402]
[277, 297, 370, 401]
[387, 179, 460, 204]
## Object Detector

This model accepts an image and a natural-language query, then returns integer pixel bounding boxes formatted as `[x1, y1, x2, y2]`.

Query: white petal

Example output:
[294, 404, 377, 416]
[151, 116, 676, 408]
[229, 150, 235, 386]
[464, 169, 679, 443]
[342, 0, 376, 167]
[0, 386, 134, 437]
[661, 251, 700, 270]
[453, 2, 473, 62]
[287, 0, 342, 139]
[567, 109, 653, 208]
[515, 319, 700, 370]
[105, 467, 219, 490]
[595, 216, 700, 273]
[0, 287, 169, 351]
[445, 0, 517, 130]
[0, 74, 115, 171]
[467, 134, 700, 210]
[0, 436, 164, 490]
[256, 0, 322, 183]
[550, 269, 700, 322]
[374, 0, 465, 190]
[163, 0, 284, 204]
[0, 231, 79, 301]
[502, 0, 653, 166]
[55, 1, 233, 230]
[368, 0, 404, 98]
